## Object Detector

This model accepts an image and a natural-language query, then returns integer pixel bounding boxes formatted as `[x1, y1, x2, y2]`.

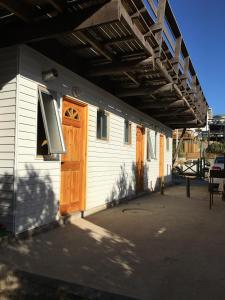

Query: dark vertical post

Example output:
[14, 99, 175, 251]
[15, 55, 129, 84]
[203, 157, 206, 178]
[160, 177, 165, 195]
[224, 153, 225, 171]
[186, 177, 190, 198]
[199, 158, 202, 177]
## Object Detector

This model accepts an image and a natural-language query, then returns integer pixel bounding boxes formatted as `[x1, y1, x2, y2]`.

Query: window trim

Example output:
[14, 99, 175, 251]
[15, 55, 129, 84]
[37, 86, 66, 155]
[124, 120, 132, 145]
[96, 109, 109, 141]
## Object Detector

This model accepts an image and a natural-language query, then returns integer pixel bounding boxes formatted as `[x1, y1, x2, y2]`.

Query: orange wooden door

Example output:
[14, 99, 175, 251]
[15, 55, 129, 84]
[60, 97, 87, 215]
[159, 134, 165, 178]
[136, 126, 145, 193]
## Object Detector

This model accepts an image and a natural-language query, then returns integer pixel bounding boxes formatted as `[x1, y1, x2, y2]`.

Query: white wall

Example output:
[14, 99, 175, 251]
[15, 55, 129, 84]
[164, 136, 173, 184]
[0, 47, 18, 231]
[13, 45, 172, 233]
[15, 75, 60, 233]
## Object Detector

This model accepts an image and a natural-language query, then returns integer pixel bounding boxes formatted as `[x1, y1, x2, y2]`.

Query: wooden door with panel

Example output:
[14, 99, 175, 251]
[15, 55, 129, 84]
[60, 98, 87, 215]
[136, 126, 145, 193]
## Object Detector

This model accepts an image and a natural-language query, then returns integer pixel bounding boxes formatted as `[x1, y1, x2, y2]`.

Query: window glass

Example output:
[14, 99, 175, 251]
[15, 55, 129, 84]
[96, 110, 109, 140]
[215, 157, 224, 164]
[124, 120, 131, 144]
[101, 113, 108, 139]
[37, 102, 48, 155]
[97, 110, 102, 139]
[37, 87, 65, 155]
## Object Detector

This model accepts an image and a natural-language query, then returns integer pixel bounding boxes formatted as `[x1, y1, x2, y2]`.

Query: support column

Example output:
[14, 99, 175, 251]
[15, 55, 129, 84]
[173, 128, 186, 166]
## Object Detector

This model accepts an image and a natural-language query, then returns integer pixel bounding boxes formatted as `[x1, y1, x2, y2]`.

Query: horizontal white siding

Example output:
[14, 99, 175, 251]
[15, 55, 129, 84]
[15, 75, 60, 233]
[0, 47, 17, 231]
[15, 45, 173, 233]
[144, 133, 173, 191]
[164, 137, 173, 184]
[87, 106, 136, 209]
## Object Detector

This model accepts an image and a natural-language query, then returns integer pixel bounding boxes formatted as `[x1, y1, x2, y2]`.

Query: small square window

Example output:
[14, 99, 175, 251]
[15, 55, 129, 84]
[37, 86, 65, 156]
[97, 110, 109, 140]
[124, 120, 132, 144]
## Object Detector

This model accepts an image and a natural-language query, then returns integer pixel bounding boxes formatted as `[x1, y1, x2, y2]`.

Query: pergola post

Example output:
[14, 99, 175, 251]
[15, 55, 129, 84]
[173, 128, 186, 166]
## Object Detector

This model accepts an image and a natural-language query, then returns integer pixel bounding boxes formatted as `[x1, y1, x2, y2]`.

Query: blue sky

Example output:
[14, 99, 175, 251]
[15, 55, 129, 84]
[169, 0, 225, 115]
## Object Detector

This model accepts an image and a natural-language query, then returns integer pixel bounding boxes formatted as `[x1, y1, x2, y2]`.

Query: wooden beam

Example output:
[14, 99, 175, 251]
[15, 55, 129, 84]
[116, 83, 173, 97]
[86, 58, 152, 76]
[166, 119, 198, 125]
[78, 31, 113, 61]
[151, 83, 173, 95]
[117, 88, 151, 97]
[159, 115, 196, 121]
[0, 4, 107, 47]
[183, 56, 190, 77]
[24, 0, 205, 126]
[78, 31, 140, 86]
[138, 99, 185, 109]
[46, 0, 66, 13]
[71, 37, 142, 56]
[145, 0, 157, 17]
[104, 35, 135, 46]
[76, 0, 120, 31]
[0, 0, 33, 22]
[119, 1, 155, 57]
[171, 36, 182, 74]
[154, 0, 167, 47]
[125, 73, 140, 86]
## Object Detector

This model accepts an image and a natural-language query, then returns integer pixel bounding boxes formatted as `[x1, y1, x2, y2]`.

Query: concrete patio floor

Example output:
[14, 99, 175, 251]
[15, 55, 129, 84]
[1, 181, 225, 299]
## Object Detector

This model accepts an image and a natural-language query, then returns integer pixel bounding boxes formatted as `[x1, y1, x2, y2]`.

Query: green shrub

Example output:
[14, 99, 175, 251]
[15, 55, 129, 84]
[206, 142, 225, 154]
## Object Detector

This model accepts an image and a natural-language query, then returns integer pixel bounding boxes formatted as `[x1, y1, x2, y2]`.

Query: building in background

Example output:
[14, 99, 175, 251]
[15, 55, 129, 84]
[208, 114, 225, 142]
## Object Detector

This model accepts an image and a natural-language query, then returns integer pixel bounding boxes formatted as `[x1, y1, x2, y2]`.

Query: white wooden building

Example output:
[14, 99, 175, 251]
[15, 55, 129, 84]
[0, 0, 208, 234]
[0, 45, 172, 234]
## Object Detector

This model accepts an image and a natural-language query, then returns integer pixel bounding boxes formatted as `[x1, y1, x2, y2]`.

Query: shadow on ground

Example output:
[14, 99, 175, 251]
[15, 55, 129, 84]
[0, 268, 137, 300]
[1, 182, 225, 300]
[0, 218, 140, 299]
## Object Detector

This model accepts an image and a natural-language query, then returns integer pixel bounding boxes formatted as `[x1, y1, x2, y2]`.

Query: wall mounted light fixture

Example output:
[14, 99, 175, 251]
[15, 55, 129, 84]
[71, 86, 81, 98]
[42, 68, 58, 82]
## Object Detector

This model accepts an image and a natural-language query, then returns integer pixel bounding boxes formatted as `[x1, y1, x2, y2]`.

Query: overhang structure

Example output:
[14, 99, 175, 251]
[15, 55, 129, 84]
[0, 0, 208, 129]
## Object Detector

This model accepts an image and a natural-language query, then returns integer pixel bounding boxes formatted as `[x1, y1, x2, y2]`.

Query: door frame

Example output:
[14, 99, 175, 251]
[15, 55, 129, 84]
[136, 126, 145, 193]
[60, 95, 88, 212]
[159, 134, 165, 178]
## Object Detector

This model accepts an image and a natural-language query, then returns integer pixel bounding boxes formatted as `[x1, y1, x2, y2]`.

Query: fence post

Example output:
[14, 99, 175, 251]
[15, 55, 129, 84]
[186, 177, 190, 198]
